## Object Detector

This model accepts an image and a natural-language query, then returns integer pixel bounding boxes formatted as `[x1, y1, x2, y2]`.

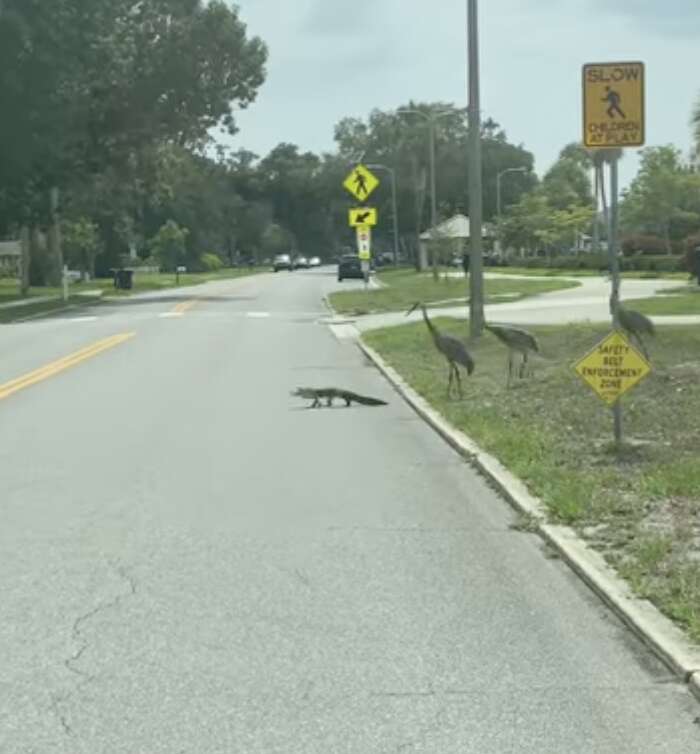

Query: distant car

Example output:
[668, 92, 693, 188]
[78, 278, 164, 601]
[308, 256, 321, 268]
[292, 256, 309, 269]
[273, 254, 292, 272]
[337, 254, 367, 282]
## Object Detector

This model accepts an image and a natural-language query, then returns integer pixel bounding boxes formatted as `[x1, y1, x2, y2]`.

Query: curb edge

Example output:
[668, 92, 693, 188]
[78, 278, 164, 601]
[358, 338, 700, 699]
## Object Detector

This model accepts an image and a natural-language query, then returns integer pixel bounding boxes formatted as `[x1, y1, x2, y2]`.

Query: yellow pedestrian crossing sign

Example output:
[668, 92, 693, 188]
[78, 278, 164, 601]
[583, 61, 645, 148]
[349, 207, 378, 227]
[343, 164, 380, 202]
[574, 330, 651, 405]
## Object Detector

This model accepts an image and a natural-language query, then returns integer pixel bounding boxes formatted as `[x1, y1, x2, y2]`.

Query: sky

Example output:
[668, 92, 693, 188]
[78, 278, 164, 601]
[227, 0, 699, 188]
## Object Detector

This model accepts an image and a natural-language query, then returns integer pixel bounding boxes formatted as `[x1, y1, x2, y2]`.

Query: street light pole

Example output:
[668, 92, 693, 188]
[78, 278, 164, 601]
[398, 108, 453, 276]
[366, 163, 400, 266]
[467, 0, 484, 339]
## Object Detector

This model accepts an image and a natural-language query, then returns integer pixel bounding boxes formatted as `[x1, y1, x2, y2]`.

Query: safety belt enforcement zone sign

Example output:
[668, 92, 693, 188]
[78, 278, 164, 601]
[583, 62, 645, 148]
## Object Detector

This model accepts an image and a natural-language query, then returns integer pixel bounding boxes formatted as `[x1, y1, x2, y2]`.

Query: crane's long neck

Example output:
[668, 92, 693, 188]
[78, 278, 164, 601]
[421, 305, 440, 345]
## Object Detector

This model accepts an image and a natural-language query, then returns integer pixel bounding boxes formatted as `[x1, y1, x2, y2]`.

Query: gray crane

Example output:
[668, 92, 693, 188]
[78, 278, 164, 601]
[484, 323, 539, 386]
[617, 305, 655, 359]
[407, 302, 475, 398]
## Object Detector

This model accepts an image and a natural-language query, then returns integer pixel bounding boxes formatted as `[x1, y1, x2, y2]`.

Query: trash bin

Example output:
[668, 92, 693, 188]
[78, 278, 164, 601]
[114, 269, 134, 290]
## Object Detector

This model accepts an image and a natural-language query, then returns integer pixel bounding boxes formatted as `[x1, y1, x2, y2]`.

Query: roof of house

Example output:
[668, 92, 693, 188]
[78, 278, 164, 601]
[419, 214, 491, 240]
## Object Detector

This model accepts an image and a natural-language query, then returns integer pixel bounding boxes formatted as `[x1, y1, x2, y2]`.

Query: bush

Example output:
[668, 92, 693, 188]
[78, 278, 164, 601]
[624, 255, 684, 273]
[620, 234, 668, 256]
[200, 252, 224, 272]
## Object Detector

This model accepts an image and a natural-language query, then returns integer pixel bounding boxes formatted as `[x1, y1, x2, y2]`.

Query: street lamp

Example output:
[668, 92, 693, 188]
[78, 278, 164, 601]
[397, 108, 455, 231]
[365, 163, 400, 266]
[397, 107, 455, 273]
[496, 166, 528, 219]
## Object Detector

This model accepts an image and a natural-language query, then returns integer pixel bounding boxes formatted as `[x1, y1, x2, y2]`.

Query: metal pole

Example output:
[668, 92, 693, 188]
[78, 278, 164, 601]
[429, 118, 439, 279]
[389, 168, 400, 266]
[366, 163, 400, 267]
[496, 171, 502, 220]
[609, 156, 623, 444]
[467, 0, 484, 338]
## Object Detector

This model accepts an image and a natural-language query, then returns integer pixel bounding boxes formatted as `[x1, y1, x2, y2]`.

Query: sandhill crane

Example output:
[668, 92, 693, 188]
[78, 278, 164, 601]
[407, 302, 475, 398]
[485, 323, 539, 386]
[617, 305, 655, 359]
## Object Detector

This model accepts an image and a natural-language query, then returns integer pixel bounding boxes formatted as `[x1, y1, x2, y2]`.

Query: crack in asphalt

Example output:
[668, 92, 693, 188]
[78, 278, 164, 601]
[50, 562, 137, 738]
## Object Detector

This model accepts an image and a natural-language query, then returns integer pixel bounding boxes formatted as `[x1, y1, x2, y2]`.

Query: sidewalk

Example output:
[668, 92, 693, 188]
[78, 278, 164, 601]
[353, 273, 700, 332]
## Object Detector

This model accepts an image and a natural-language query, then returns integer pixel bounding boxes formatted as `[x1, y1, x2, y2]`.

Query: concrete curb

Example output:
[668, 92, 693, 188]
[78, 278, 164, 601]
[358, 338, 700, 702]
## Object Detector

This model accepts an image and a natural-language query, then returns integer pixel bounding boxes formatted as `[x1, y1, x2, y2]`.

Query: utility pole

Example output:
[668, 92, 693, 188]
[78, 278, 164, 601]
[365, 163, 400, 266]
[608, 156, 623, 444]
[398, 108, 452, 277]
[467, 0, 484, 338]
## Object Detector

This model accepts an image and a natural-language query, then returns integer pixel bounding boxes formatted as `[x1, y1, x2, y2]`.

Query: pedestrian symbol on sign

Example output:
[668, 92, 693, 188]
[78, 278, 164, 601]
[602, 86, 626, 119]
[353, 170, 369, 199]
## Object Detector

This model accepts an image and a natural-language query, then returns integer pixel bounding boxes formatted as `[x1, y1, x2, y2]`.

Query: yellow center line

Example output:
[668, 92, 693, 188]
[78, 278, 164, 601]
[171, 299, 198, 315]
[0, 332, 135, 402]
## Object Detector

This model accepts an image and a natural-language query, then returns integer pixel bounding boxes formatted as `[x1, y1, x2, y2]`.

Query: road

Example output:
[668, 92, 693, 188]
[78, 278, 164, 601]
[354, 272, 700, 333]
[1, 268, 698, 753]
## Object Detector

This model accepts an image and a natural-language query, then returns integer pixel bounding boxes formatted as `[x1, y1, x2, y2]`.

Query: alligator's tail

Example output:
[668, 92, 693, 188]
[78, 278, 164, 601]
[349, 392, 388, 406]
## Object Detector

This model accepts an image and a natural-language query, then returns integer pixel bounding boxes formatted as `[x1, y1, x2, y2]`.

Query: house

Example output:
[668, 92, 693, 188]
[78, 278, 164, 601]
[0, 241, 21, 277]
[418, 214, 493, 269]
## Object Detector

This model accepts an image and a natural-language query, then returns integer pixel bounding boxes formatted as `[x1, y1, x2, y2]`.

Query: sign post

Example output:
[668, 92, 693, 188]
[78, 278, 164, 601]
[356, 225, 371, 288]
[582, 61, 645, 445]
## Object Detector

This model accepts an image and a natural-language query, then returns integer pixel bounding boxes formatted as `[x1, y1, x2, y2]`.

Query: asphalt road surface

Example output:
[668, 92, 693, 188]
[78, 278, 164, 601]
[1, 268, 698, 753]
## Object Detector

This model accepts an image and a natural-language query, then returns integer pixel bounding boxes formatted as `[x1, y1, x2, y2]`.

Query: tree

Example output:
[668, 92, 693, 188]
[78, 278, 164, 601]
[0, 0, 268, 280]
[620, 146, 697, 252]
[542, 154, 593, 210]
[148, 221, 189, 272]
[62, 217, 100, 279]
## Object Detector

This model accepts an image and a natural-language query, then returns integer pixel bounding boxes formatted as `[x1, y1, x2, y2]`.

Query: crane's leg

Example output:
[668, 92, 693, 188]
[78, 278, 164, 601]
[634, 333, 649, 361]
[454, 364, 464, 398]
[507, 351, 514, 387]
[446, 363, 454, 399]
[519, 351, 528, 379]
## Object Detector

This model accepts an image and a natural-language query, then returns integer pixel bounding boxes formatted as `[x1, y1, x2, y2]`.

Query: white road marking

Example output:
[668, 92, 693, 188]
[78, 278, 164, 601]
[66, 316, 98, 323]
[246, 312, 271, 318]
[159, 312, 184, 319]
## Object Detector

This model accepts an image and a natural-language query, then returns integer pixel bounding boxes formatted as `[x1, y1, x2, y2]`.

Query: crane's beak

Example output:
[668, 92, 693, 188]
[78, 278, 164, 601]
[406, 302, 420, 317]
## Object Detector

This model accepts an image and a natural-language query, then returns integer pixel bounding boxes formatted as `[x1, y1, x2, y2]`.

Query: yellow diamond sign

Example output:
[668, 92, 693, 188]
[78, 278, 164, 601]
[583, 61, 645, 148]
[343, 164, 380, 202]
[574, 330, 651, 405]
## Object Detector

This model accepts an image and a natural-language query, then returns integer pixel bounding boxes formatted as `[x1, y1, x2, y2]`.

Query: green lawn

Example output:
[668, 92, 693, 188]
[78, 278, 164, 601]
[365, 320, 700, 642]
[0, 267, 265, 322]
[95, 267, 264, 297]
[488, 267, 689, 280]
[328, 269, 579, 315]
[629, 286, 700, 316]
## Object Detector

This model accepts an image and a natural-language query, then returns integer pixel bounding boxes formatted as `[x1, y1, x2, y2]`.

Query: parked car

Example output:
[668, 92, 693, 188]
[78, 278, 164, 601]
[273, 254, 292, 272]
[292, 256, 309, 269]
[308, 256, 321, 267]
[337, 254, 367, 282]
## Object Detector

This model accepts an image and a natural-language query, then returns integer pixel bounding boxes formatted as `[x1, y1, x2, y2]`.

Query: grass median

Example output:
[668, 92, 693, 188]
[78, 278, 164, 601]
[628, 285, 700, 316]
[329, 269, 579, 315]
[365, 319, 700, 642]
[487, 267, 688, 280]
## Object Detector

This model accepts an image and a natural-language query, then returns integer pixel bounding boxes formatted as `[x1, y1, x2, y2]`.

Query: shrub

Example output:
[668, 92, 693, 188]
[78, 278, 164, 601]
[200, 252, 224, 272]
[620, 234, 667, 256]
